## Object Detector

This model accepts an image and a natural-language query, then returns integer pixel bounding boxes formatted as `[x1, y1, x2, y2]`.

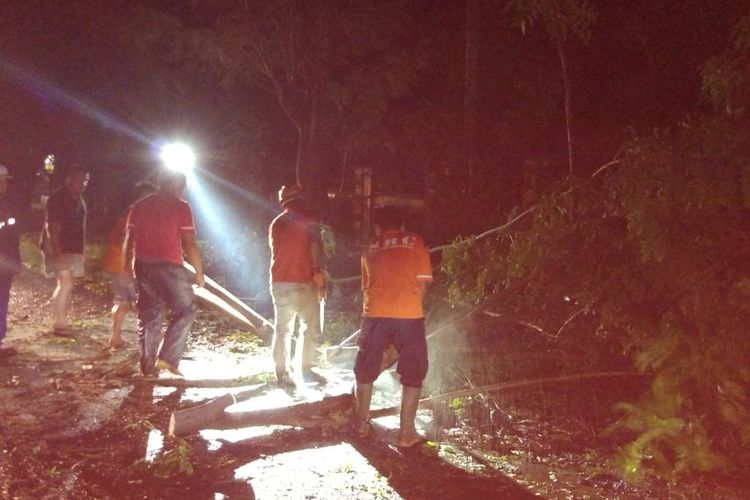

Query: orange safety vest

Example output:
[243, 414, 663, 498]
[102, 212, 129, 273]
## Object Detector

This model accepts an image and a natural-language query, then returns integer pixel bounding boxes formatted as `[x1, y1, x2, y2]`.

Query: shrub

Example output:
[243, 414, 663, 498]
[440, 117, 750, 477]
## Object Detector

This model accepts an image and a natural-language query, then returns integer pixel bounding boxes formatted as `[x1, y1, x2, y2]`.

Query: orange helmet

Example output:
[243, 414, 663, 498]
[278, 184, 304, 206]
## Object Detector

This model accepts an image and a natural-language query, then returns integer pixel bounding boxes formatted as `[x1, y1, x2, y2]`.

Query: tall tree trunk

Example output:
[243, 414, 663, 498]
[296, 91, 318, 189]
[556, 38, 574, 182]
[464, 0, 480, 196]
[294, 125, 304, 188]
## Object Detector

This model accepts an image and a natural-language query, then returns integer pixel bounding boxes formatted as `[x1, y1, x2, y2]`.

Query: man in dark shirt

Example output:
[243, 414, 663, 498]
[0, 164, 21, 355]
[42, 165, 88, 335]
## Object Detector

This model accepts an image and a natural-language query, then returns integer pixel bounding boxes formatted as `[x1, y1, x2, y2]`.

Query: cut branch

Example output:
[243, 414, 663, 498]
[557, 37, 574, 182]
[145, 378, 267, 389]
[170, 372, 648, 436]
[169, 385, 267, 436]
[369, 371, 648, 419]
[184, 262, 273, 332]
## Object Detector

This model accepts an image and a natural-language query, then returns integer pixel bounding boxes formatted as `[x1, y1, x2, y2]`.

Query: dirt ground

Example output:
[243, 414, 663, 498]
[1, 269, 748, 499]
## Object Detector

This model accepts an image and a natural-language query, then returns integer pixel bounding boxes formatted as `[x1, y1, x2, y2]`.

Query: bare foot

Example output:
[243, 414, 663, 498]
[352, 420, 373, 438]
[108, 338, 127, 349]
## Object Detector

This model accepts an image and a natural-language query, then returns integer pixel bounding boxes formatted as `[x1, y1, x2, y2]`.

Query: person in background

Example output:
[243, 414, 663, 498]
[268, 184, 325, 386]
[0, 164, 21, 356]
[125, 169, 204, 377]
[353, 205, 433, 449]
[41, 165, 89, 336]
[102, 182, 156, 349]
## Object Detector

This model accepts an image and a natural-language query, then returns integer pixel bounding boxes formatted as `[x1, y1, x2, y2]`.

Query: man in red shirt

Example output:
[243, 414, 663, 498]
[354, 206, 433, 448]
[268, 185, 325, 386]
[125, 170, 204, 376]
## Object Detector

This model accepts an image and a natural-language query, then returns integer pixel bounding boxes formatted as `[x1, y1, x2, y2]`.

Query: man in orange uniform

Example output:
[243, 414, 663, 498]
[353, 206, 433, 448]
[268, 185, 325, 386]
[102, 183, 155, 348]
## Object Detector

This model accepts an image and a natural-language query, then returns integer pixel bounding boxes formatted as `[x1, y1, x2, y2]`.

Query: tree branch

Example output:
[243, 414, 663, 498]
[369, 371, 649, 419]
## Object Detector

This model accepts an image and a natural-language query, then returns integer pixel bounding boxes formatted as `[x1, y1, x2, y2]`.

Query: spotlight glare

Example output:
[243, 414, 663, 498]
[160, 143, 195, 173]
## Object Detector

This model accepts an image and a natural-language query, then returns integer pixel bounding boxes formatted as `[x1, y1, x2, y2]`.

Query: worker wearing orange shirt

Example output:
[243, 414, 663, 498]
[269, 185, 325, 386]
[353, 205, 433, 449]
[102, 182, 155, 349]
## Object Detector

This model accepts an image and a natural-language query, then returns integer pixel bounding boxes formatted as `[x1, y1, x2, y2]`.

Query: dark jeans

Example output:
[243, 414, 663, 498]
[135, 261, 196, 374]
[354, 317, 428, 388]
[0, 275, 11, 345]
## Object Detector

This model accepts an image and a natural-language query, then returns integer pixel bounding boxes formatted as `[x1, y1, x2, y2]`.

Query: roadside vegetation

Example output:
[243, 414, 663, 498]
[420, 12, 750, 482]
[436, 117, 750, 480]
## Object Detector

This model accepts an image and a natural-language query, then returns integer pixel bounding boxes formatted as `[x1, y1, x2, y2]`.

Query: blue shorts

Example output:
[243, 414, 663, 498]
[354, 317, 428, 388]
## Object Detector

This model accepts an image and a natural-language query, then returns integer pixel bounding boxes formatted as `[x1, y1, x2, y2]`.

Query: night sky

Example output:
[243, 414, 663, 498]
[0, 0, 746, 230]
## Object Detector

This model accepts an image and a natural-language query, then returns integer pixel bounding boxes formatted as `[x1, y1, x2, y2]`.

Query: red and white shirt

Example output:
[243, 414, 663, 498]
[127, 192, 195, 266]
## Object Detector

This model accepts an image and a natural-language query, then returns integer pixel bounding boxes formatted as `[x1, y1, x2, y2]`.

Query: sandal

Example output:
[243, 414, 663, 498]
[396, 436, 428, 450]
[156, 359, 184, 377]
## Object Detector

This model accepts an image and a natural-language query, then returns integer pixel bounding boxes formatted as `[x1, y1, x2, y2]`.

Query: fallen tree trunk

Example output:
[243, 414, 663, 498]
[145, 376, 267, 389]
[169, 386, 267, 436]
[171, 372, 647, 436]
[170, 392, 354, 436]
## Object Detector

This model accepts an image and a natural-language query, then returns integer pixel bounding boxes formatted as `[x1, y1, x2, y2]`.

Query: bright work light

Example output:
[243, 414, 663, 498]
[160, 142, 195, 173]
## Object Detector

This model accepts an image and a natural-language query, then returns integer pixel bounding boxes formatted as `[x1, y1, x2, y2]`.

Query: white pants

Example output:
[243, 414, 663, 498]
[271, 282, 320, 375]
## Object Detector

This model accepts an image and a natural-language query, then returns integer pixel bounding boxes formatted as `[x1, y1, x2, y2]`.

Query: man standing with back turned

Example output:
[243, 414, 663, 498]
[125, 169, 204, 377]
[268, 184, 325, 386]
[353, 206, 433, 449]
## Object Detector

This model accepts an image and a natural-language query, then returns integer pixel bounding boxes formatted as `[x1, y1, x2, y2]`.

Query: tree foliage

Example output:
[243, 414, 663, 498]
[441, 116, 750, 477]
[157, 0, 428, 195]
[110, 0, 434, 201]
[505, 0, 597, 180]
[702, 10, 750, 115]
[506, 0, 597, 42]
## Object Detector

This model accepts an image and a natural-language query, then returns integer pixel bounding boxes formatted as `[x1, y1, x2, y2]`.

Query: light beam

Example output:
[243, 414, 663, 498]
[160, 142, 196, 174]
